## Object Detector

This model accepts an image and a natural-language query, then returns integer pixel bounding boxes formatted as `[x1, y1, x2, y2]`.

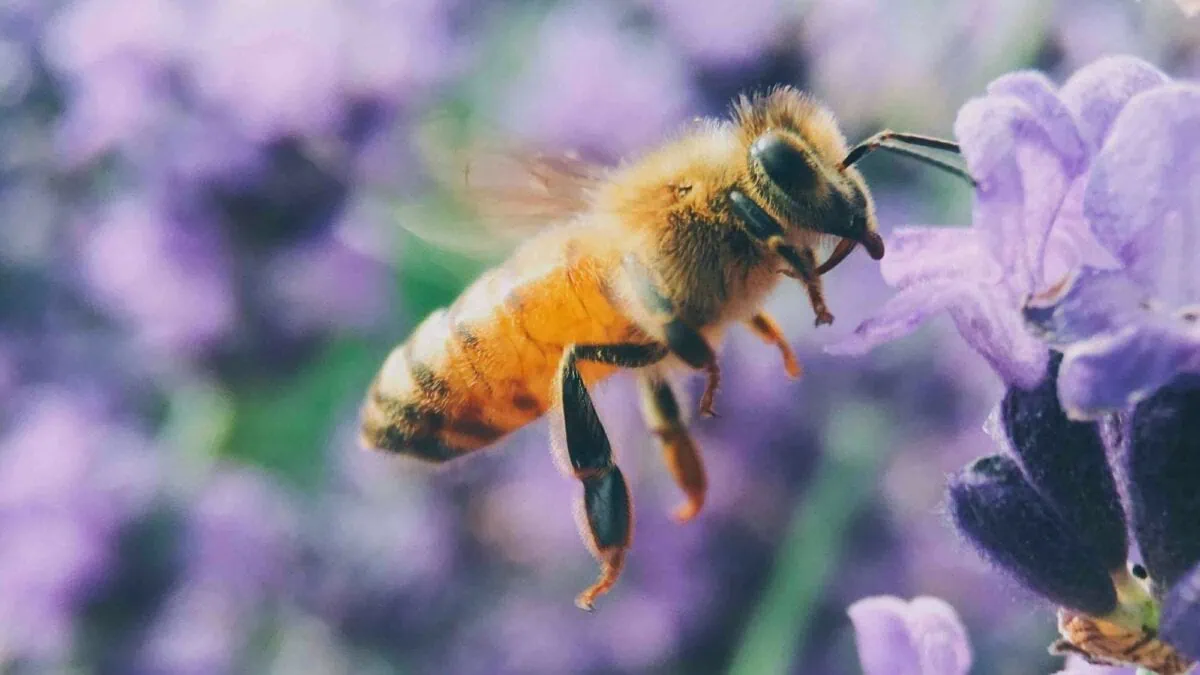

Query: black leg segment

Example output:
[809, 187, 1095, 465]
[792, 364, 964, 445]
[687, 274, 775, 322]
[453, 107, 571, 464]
[557, 342, 666, 610]
[621, 256, 723, 417]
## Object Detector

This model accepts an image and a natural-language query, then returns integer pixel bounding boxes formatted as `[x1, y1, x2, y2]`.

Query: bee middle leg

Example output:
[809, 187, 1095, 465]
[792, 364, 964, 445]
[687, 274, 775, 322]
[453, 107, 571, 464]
[639, 374, 707, 523]
[555, 342, 667, 610]
[747, 312, 802, 378]
[622, 255, 722, 418]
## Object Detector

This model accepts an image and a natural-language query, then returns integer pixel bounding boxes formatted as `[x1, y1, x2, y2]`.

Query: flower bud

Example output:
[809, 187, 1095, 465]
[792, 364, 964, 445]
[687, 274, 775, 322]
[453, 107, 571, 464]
[1001, 352, 1128, 572]
[1127, 383, 1200, 589]
[949, 454, 1117, 616]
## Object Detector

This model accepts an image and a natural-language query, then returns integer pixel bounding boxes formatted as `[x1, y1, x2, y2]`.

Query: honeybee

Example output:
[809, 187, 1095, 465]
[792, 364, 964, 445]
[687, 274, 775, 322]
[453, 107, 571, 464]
[359, 86, 968, 610]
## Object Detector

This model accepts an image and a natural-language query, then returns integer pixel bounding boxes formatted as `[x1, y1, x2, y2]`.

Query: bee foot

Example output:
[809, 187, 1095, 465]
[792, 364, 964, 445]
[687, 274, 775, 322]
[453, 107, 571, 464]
[672, 500, 702, 523]
[575, 554, 624, 612]
[814, 309, 834, 326]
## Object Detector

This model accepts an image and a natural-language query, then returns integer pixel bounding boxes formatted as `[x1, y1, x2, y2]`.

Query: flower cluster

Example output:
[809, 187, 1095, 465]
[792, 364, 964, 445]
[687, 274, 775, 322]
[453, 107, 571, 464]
[835, 53, 1200, 674]
[945, 353, 1200, 672]
[830, 55, 1200, 421]
[847, 595, 972, 675]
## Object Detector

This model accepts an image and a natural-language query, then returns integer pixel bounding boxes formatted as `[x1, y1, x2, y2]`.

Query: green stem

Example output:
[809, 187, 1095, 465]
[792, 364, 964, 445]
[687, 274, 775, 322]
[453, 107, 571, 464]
[726, 403, 892, 675]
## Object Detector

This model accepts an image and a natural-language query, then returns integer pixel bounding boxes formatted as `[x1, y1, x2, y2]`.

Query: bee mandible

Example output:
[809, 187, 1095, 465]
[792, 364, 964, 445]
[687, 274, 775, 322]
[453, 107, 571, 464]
[359, 86, 971, 610]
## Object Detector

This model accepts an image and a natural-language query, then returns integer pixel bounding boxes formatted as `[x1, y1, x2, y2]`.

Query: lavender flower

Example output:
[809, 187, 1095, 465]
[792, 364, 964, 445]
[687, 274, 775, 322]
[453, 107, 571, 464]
[261, 227, 391, 335]
[639, 0, 791, 68]
[947, 361, 1200, 671]
[501, 2, 694, 159]
[135, 468, 298, 674]
[1023, 83, 1200, 419]
[847, 595, 972, 675]
[0, 386, 158, 665]
[78, 196, 236, 361]
[827, 55, 1174, 391]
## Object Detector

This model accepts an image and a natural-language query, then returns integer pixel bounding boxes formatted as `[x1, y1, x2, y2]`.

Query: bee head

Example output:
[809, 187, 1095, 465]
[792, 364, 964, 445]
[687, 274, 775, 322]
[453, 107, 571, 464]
[733, 87, 883, 262]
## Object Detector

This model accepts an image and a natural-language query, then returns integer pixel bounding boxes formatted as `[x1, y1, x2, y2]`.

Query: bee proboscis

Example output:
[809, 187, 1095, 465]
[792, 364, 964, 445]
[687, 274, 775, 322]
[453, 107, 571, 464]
[359, 86, 969, 610]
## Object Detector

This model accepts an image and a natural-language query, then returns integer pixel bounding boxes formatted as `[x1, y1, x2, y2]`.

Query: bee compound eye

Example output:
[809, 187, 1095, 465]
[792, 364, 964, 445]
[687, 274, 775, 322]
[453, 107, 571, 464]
[750, 132, 818, 196]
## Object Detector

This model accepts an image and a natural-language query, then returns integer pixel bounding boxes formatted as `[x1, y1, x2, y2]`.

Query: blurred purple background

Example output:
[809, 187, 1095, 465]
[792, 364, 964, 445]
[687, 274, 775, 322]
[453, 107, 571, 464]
[1, 0, 1198, 673]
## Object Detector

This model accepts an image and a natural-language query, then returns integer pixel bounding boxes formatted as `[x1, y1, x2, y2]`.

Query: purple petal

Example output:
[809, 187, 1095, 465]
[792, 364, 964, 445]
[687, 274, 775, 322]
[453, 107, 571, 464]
[947, 287, 1050, 389]
[1043, 176, 1124, 284]
[954, 95, 1072, 294]
[643, 0, 786, 67]
[825, 281, 971, 356]
[1161, 560, 1200, 660]
[986, 71, 1089, 175]
[1083, 85, 1200, 302]
[879, 227, 999, 289]
[848, 596, 922, 675]
[1059, 55, 1169, 151]
[905, 596, 972, 675]
[1023, 267, 1155, 347]
[1057, 316, 1200, 420]
[503, 3, 694, 157]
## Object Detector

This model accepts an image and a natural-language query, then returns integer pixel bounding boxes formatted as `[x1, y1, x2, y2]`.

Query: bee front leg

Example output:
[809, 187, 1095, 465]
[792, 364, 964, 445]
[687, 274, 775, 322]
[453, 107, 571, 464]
[729, 190, 835, 326]
[747, 312, 802, 378]
[783, 247, 835, 327]
[639, 375, 707, 523]
[555, 343, 666, 611]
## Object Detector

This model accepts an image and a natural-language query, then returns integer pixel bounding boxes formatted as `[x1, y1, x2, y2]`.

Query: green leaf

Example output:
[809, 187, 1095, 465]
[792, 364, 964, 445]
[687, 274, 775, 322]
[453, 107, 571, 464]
[222, 338, 378, 493]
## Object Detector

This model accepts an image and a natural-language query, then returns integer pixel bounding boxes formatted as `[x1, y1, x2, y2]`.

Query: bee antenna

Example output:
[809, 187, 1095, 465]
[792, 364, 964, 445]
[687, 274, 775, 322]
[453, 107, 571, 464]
[841, 130, 977, 187]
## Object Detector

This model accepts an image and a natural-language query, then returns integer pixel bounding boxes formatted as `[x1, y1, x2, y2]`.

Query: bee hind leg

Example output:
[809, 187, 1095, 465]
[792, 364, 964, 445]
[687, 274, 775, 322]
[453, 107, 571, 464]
[747, 312, 802, 378]
[639, 375, 707, 523]
[555, 343, 666, 610]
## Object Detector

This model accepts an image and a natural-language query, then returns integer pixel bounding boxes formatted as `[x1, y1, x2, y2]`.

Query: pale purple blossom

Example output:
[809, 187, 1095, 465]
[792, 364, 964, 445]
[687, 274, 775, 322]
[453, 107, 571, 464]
[41, 0, 183, 164]
[502, 3, 695, 158]
[639, 0, 791, 67]
[185, 0, 346, 141]
[262, 228, 391, 334]
[0, 387, 158, 662]
[847, 595, 972, 675]
[1024, 83, 1200, 419]
[828, 55, 1173, 392]
[184, 0, 456, 142]
[135, 468, 298, 674]
[79, 196, 236, 360]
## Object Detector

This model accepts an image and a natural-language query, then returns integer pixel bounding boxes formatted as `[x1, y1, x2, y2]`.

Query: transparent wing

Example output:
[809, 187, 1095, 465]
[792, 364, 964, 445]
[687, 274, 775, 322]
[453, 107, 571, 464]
[397, 126, 612, 261]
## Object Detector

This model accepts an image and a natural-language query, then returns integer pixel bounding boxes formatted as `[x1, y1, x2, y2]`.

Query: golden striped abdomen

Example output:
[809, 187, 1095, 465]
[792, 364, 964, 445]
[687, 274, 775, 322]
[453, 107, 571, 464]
[359, 229, 645, 461]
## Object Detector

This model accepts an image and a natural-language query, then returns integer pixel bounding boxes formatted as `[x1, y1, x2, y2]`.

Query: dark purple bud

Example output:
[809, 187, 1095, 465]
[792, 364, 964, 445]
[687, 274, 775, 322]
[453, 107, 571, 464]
[949, 454, 1117, 616]
[1001, 352, 1128, 572]
[1128, 384, 1200, 589]
[1162, 561, 1200, 660]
